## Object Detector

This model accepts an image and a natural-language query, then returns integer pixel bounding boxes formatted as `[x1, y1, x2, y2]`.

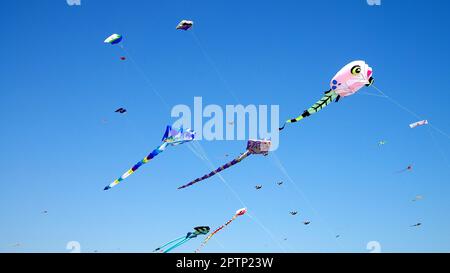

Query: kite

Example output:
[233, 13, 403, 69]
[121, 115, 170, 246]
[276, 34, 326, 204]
[120, 56, 126, 61]
[255, 185, 262, 190]
[409, 120, 428, 129]
[176, 20, 193, 30]
[154, 226, 210, 253]
[104, 125, 195, 190]
[277, 181, 283, 186]
[104, 34, 123, 45]
[303, 221, 311, 225]
[178, 139, 271, 189]
[290, 211, 298, 216]
[42, 210, 48, 214]
[378, 140, 387, 146]
[396, 165, 413, 173]
[196, 208, 247, 253]
[412, 195, 424, 202]
[115, 108, 127, 114]
[411, 223, 422, 227]
[280, 60, 374, 130]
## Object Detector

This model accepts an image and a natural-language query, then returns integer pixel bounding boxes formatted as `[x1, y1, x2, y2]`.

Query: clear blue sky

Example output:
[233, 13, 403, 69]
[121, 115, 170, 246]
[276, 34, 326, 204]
[1, 0, 450, 253]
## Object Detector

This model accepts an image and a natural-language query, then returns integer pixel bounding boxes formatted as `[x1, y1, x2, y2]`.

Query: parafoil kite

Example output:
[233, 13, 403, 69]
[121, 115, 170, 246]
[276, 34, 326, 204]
[104, 34, 123, 45]
[195, 208, 247, 253]
[280, 60, 374, 130]
[289, 211, 298, 216]
[411, 223, 422, 227]
[409, 120, 428, 129]
[154, 226, 210, 253]
[176, 20, 193, 30]
[277, 181, 283, 186]
[255, 185, 262, 190]
[303, 221, 311, 225]
[177, 139, 271, 190]
[104, 125, 195, 190]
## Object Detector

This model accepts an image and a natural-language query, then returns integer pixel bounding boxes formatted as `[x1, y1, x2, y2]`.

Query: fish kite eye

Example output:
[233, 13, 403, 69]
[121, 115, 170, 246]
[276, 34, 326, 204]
[351, 65, 362, 75]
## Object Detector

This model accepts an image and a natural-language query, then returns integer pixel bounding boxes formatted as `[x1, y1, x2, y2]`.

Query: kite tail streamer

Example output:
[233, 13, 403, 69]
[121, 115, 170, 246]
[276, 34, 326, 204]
[279, 90, 338, 130]
[104, 142, 169, 190]
[163, 238, 192, 253]
[153, 235, 185, 252]
[177, 151, 251, 189]
[196, 215, 238, 253]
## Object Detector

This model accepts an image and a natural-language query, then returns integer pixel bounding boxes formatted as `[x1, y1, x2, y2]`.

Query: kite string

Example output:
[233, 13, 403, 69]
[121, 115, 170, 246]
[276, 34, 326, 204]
[189, 30, 241, 104]
[188, 141, 287, 252]
[427, 128, 450, 168]
[371, 84, 450, 140]
[189, 30, 308, 252]
[270, 153, 345, 251]
[119, 45, 172, 111]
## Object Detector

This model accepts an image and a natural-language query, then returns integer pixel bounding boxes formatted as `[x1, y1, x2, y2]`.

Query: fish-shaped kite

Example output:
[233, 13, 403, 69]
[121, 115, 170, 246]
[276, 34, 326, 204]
[280, 60, 374, 130]
[104, 125, 195, 190]
[178, 140, 271, 190]
[154, 226, 210, 253]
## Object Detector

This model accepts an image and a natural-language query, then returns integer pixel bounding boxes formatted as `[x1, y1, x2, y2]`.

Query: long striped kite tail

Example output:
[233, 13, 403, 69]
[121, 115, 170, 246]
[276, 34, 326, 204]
[104, 142, 169, 190]
[177, 151, 251, 190]
[195, 214, 238, 253]
[279, 90, 338, 130]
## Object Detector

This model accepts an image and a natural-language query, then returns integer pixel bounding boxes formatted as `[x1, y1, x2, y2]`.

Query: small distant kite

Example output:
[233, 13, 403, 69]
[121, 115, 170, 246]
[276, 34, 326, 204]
[336, 235, 340, 238]
[42, 210, 48, 214]
[280, 60, 374, 130]
[412, 195, 424, 202]
[115, 108, 127, 114]
[277, 181, 283, 186]
[120, 56, 126, 61]
[104, 34, 123, 45]
[378, 140, 387, 146]
[176, 20, 193, 31]
[303, 221, 311, 225]
[289, 211, 298, 216]
[178, 139, 271, 190]
[255, 185, 262, 190]
[409, 120, 428, 129]
[397, 165, 413, 173]
[104, 126, 195, 190]
[411, 223, 422, 227]
[154, 226, 210, 253]
[196, 208, 247, 253]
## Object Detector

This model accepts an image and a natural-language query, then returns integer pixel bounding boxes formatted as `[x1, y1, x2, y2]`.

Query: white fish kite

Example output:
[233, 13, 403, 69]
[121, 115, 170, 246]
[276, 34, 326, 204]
[409, 120, 428, 129]
[104, 126, 195, 190]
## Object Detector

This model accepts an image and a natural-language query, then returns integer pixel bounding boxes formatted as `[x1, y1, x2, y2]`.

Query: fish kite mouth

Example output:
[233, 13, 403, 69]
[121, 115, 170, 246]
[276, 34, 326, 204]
[365, 76, 374, 86]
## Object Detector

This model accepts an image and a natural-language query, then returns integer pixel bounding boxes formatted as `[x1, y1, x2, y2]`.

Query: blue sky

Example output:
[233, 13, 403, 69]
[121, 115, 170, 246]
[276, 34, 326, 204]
[1, 0, 450, 253]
